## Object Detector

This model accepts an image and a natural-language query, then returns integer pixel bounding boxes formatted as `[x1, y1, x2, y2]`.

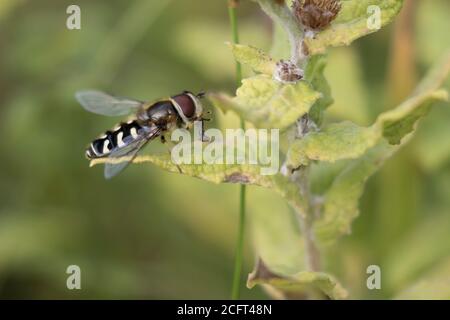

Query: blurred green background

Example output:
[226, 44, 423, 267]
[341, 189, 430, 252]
[0, 0, 449, 299]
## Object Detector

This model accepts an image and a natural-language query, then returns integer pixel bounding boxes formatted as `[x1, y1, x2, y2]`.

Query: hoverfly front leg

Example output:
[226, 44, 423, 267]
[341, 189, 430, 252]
[198, 111, 212, 142]
[201, 119, 210, 142]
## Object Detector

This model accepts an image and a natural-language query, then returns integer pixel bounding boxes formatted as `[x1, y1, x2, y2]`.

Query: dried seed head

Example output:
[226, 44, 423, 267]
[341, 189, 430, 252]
[292, 0, 341, 31]
[273, 60, 304, 83]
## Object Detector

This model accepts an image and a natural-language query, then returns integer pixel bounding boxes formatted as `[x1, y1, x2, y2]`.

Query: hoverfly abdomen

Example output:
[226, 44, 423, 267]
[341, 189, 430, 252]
[86, 120, 143, 159]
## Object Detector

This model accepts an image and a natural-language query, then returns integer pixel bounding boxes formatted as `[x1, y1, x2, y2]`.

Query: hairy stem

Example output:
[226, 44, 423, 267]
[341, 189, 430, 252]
[256, 0, 304, 64]
[289, 115, 321, 274]
[294, 166, 321, 272]
[228, 0, 247, 301]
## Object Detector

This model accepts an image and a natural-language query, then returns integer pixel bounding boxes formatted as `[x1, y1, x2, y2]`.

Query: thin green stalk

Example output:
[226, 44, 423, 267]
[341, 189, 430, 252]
[228, 0, 246, 301]
[232, 183, 246, 299]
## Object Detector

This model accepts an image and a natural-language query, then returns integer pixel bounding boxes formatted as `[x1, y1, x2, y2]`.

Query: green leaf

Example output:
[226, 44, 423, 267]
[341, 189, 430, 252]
[374, 89, 448, 145]
[286, 53, 450, 169]
[314, 141, 397, 245]
[90, 152, 307, 217]
[394, 257, 450, 300]
[247, 174, 348, 300]
[375, 51, 450, 145]
[305, 0, 404, 55]
[209, 75, 321, 130]
[309, 53, 450, 244]
[285, 89, 448, 170]
[249, 188, 306, 275]
[247, 259, 348, 300]
[227, 43, 276, 75]
[305, 55, 334, 126]
[248, 188, 347, 300]
[286, 121, 379, 168]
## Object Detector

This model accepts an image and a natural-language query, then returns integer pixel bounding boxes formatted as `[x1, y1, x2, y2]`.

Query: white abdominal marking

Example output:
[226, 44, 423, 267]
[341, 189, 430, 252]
[102, 140, 110, 154]
[130, 127, 138, 139]
[117, 131, 125, 147]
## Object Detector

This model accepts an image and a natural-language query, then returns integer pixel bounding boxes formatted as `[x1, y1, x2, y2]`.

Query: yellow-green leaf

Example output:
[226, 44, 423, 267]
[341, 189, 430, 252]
[308, 52, 450, 244]
[247, 259, 348, 300]
[286, 121, 379, 168]
[314, 141, 397, 245]
[248, 188, 348, 300]
[209, 75, 321, 130]
[90, 152, 307, 217]
[312, 88, 447, 245]
[249, 188, 306, 275]
[227, 43, 276, 75]
[286, 53, 450, 169]
[305, 0, 404, 55]
[375, 50, 450, 144]
[375, 89, 448, 144]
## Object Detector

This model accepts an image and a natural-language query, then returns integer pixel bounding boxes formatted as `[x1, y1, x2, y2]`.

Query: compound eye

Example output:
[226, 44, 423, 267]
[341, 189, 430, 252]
[173, 93, 195, 118]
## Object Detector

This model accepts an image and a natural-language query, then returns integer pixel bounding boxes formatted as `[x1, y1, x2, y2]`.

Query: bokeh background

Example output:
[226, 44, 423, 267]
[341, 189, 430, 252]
[0, 0, 449, 299]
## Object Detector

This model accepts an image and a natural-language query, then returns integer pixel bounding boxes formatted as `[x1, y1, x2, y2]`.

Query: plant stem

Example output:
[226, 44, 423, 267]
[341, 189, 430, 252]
[232, 183, 246, 299]
[291, 116, 321, 273]
[228, 1, 243, 92]
[256, 0, 304, 64]
[228, 0, 246, 300]
[295, 166, 321, 272]
[300, 215, 321, 272]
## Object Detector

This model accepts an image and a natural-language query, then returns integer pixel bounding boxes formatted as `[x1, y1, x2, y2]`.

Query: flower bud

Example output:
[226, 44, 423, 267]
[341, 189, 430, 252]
[292, 0, 341, 31]
[273, 60, 304, 83]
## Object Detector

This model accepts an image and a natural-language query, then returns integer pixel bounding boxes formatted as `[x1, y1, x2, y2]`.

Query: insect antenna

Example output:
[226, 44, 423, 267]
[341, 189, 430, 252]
[196, 91, 206, 99]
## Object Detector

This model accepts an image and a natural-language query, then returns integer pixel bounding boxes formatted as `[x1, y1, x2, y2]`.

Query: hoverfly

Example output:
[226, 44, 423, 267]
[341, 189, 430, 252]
[76, 90, 206, 179]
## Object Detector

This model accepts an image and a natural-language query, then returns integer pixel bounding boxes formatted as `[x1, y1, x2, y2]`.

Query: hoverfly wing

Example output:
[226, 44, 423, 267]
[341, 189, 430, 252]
[76, 90, 143, 117]
[104, 139, 147, 179]
[104, 127, 162, 179]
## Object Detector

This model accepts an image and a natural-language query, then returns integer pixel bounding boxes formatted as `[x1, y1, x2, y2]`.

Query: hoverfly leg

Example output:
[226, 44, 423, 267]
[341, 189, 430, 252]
[200, 119, 210, 142]
[161, 134, 183, 174]
[170, 148, 183, 174]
